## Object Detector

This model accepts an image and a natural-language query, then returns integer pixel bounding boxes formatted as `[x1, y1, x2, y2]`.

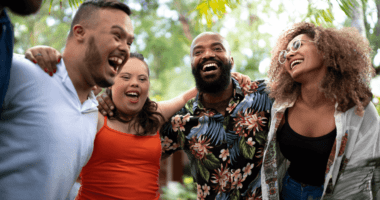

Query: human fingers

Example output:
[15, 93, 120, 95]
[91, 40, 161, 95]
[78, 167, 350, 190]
[25, 46, 57, 76]
[231, 72, 243, 85]
[240, 74, 252, 86]
[97, 93, 114, 116]
[103, 93, 115, 116]
[45, 46, 61, 75]
[25, 49, 37, 64]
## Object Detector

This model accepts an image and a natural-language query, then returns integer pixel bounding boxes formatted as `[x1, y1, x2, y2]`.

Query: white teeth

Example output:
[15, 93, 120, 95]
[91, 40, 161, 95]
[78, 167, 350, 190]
[127, 92, 138, 96]
[109, 57, 123, 66]
[291, 60, 303, 69]
[202, 63, 217, 71]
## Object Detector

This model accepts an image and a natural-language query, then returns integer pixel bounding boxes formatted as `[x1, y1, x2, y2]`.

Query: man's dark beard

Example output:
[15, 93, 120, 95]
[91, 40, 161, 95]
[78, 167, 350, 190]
[192, 58, 232, 94]
[84, 36, 113, 87]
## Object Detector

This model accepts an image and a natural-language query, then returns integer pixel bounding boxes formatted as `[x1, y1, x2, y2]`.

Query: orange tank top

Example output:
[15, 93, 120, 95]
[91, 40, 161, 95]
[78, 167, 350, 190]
[76, 116, 161, 200]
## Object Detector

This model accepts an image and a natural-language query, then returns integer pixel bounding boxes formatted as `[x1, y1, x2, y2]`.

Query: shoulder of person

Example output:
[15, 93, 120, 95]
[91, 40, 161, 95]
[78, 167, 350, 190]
[3, 54, 53, 108]
[349, 102, 379, 131]
[11, 53, 46, 77]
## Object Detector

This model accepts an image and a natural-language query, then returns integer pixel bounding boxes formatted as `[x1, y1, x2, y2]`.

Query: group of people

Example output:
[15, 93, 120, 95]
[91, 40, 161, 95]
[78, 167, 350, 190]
[1, 0, 380, 200]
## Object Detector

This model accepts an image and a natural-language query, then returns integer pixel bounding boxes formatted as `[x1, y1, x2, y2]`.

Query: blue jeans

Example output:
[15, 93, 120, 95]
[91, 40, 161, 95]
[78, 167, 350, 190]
[280, 171, 324, 200]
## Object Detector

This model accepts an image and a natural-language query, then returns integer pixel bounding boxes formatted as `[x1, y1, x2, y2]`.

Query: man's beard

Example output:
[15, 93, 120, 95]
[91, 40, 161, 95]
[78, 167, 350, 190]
[192, 58, 232, 94]
[83, 36, 114, 88]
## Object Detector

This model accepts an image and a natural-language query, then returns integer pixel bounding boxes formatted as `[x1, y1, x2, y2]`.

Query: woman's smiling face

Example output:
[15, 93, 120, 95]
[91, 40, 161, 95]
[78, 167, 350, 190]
[111, 57, 150, 117]
[283, 34, 325, 82]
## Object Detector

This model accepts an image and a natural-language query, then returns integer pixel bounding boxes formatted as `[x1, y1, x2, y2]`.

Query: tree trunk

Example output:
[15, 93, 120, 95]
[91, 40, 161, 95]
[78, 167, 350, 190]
[350, 0, 367, 38]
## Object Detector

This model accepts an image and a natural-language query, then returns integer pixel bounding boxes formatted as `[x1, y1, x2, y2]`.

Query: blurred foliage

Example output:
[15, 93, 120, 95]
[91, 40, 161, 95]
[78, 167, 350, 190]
[375, 97, 380, 114]
[8, 0, 380, 102]
[161, 176, 197, 200]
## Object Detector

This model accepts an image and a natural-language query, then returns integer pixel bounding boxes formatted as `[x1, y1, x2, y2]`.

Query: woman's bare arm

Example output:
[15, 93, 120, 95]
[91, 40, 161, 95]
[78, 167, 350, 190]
[157, 87, 197, 122]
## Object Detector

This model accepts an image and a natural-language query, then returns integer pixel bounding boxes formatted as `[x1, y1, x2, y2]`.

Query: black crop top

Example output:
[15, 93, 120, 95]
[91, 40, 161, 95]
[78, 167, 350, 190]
[277, 109, 336, 186]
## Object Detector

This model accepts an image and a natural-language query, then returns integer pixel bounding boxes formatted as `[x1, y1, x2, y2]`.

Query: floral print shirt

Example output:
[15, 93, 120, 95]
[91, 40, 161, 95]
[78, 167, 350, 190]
[261, 98, 380, 200]
[161, 78, 273, 200]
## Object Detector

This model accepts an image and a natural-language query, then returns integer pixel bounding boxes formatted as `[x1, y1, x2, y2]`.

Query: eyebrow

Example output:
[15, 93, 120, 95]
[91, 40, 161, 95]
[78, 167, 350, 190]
[192, 42, 225, 53]
[119, 72, 148, 76]
[111, 25, 135, 40]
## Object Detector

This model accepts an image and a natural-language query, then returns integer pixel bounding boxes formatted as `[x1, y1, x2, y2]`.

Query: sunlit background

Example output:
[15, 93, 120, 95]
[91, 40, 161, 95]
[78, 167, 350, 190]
[7, 0, 380, 198]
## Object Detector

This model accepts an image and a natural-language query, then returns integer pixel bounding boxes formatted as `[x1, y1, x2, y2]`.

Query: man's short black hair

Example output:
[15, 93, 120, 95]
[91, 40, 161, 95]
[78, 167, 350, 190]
[68, 0, 131, 37]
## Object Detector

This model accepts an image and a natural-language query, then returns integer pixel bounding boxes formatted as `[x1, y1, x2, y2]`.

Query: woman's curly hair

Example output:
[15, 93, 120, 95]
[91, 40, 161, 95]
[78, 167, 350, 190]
[106, 52, 164, 136]
[267, 22, 375, 116]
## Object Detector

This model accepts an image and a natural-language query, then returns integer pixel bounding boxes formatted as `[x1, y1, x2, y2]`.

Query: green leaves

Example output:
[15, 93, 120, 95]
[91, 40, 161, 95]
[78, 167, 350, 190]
[178, 130, 186, 147]
[255, 131, 267, 146]
[203, 153, 220, 170]
[306, 0, 360, 26]
[196, 159, 210, 181]
[193, 0, 240, 27]
[305, 3, 335, 25]
[336, 0, 355, 17]
[230, 189, 240, 200]
[239, 137, 255, 159]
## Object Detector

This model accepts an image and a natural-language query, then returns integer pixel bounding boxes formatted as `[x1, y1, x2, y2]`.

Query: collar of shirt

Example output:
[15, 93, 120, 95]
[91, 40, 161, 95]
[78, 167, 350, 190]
[192, 77, 244, 114]
[54, 59, 98, 113]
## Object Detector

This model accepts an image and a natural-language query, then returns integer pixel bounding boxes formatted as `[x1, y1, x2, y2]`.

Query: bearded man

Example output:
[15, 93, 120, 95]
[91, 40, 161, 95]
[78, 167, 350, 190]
[158, 32, 272, 200]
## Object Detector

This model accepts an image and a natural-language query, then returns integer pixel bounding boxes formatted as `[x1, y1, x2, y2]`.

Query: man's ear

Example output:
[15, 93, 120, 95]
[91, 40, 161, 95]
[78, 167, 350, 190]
[230, 56, 234, 69]
[72, 24, 86, 42]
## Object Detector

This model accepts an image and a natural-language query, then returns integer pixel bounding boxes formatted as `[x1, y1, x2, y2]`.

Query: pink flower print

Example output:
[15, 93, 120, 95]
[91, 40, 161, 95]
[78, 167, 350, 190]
[246, 137, 255, 147]
[226, 102, 237, 113]
[241, 81, 259, 96]
[242, 163, 254, 178]
[161, 136, 173, 152]
[197, 184, 203, 197]
[189, 136, 212, 160]
[171, 114, 184, 132]
[233, 175, 244, 189]
[204, 110, 216, 117]
[338, 132, 348, 157]
[162, 145, 171, 153]
[219, 149, 230, 161]
[325, 139, 337, 174]
[211, 164, 230, 193]
[231, 169, 241, 182]
[244, 113, 267, 135]
[170, 142, 179, 151]
[162, 136, 173, 147]
[255, 147, 263, 158]
[234, 111, 267, 136]
[202, 184, 210, 197]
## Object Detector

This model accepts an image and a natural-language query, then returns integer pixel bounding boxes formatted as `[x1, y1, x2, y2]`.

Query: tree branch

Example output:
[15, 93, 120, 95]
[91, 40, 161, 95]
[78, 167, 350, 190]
[173, 1, 192, 41]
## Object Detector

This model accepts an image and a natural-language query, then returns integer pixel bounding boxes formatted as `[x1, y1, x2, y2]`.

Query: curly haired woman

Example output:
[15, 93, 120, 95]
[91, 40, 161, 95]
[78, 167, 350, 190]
[260, 22, 380, 200]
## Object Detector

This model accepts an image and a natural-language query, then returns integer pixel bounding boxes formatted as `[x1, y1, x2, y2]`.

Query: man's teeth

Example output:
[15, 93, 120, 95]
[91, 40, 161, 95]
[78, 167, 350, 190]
[291, 60, 303, 69]
[109, 57, 123, 65]
[202, 63, 217, 71]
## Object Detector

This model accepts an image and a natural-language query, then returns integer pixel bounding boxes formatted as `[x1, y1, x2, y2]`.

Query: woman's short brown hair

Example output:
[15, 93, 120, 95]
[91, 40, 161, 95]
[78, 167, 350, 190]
[267, 22, 375, 116]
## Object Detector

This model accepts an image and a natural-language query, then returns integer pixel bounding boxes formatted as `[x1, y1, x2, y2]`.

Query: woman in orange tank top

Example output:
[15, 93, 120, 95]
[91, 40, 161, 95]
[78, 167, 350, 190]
[75, 52, 198, 200]
[25, 47, 250, 199]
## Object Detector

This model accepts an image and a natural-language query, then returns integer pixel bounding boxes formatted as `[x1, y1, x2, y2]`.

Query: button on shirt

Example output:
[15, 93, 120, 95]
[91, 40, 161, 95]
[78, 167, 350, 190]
[0, 9, 14, 113]
[0, 54, 98, 200]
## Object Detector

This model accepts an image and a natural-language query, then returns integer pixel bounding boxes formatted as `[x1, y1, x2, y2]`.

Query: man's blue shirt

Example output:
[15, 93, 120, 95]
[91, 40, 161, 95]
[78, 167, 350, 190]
[0, 9, 14, 112]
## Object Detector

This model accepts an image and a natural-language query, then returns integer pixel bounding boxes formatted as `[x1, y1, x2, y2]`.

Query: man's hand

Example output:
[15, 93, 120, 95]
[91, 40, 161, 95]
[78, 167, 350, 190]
[97, 92, 115, 116]
[231, 72, 251, 86]
[25, 45, 61, 76]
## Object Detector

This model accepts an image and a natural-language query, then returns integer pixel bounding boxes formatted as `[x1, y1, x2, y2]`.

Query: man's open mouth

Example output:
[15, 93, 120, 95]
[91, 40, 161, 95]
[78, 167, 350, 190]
[108, 57, 123, 72]
[202, 63, 218, 72]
